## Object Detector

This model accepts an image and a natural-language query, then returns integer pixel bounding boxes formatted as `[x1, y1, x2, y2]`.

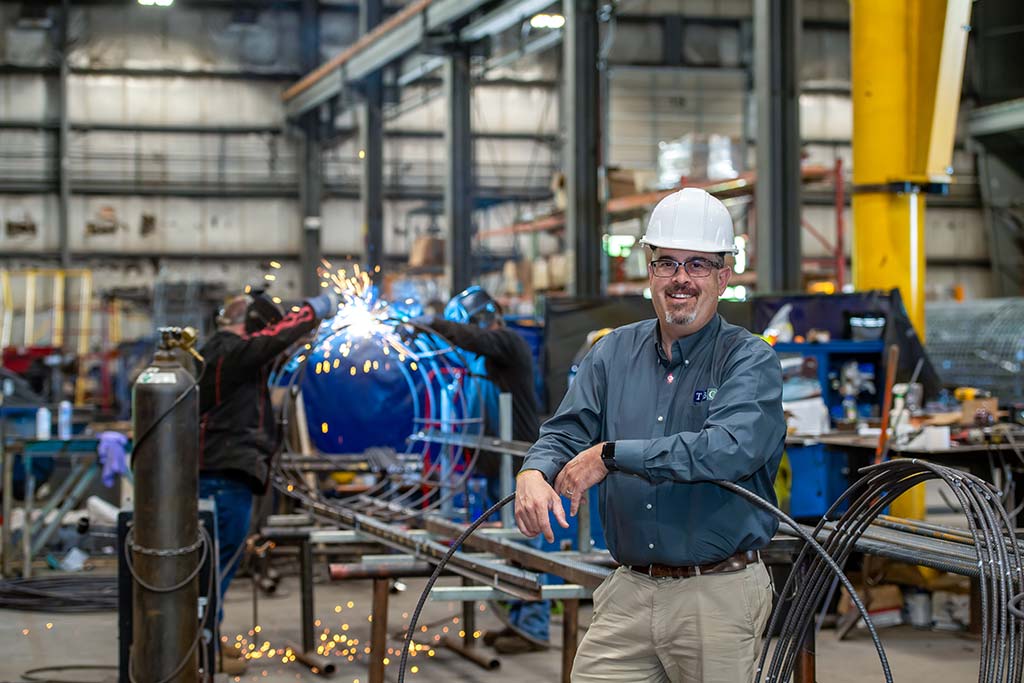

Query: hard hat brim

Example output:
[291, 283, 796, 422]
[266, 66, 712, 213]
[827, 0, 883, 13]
[639, 236, 740, 255]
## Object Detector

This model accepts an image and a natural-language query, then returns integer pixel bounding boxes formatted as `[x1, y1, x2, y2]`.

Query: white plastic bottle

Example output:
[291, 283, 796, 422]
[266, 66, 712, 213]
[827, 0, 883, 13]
[58, 400, 73, 440]
[36, 406, 52, 440]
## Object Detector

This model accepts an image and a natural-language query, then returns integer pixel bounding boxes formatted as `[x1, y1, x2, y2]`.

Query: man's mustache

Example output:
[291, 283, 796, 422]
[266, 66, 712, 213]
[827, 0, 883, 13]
[664, 285, 699, 297]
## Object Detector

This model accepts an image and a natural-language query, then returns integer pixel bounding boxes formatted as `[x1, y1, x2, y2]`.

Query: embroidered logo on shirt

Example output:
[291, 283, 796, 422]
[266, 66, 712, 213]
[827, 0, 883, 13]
[693, 388, 718, 403]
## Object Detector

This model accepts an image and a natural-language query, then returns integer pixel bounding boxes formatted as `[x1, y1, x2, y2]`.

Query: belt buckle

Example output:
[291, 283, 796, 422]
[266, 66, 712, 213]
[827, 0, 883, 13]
[648, 564, 655, 578]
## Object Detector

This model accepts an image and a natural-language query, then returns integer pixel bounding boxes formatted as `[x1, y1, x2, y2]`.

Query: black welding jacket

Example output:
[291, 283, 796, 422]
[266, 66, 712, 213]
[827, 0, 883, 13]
[198, 305, 320, 493]
[429, 319, 541, 476]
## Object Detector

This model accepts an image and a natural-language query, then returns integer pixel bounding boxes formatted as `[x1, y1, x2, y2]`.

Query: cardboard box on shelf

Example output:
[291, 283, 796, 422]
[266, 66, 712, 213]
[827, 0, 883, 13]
[548, 253, 568, 290]
[532, 257, 550, 291]
[408, 235, 445, 267]
[606, 167, 637, 199]
[500, 259, 534, 299]
[633, 169, 660, 193]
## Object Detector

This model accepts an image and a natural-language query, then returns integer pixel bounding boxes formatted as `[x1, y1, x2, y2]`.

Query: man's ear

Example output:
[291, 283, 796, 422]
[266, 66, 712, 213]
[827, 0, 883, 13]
[717, 265, 732, 295]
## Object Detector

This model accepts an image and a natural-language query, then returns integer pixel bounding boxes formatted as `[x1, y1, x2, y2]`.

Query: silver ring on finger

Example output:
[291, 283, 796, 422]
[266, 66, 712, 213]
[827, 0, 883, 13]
[565, 490, 574, 496]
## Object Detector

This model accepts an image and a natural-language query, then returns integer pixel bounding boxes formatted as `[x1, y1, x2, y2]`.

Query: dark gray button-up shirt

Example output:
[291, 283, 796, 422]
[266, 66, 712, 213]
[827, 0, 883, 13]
[521, 314, 785, 567]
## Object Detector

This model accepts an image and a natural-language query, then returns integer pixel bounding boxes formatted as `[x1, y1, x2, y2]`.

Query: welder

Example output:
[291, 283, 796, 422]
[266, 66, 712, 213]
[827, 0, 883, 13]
[429, 286, 548, 654]
[198, 286, 339, 672]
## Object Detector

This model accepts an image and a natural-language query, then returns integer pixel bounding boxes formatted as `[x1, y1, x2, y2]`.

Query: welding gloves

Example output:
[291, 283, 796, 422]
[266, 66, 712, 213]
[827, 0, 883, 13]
[305, 290, 342, 320]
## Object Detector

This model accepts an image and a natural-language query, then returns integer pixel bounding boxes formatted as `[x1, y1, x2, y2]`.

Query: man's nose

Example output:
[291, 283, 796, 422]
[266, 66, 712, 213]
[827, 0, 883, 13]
[670, 265, 693, 286]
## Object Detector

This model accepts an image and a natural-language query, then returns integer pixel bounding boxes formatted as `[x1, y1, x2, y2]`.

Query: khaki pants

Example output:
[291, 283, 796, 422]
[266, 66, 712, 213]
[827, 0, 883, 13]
[572, 563, 773, 683]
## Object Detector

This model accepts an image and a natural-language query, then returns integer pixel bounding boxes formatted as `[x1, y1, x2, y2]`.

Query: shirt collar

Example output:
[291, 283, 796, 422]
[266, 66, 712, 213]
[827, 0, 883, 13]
[653, 315, 721, 367]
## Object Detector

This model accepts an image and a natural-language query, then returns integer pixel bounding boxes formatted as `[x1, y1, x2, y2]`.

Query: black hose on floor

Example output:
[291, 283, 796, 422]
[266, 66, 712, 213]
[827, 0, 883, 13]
[397, 493, 515, 683]
[0, 575, 118, 612]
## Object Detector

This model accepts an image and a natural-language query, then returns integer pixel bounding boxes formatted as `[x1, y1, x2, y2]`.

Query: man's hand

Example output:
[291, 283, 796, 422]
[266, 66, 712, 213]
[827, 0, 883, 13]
[553, 443, 608, 517]
[515, 470, 569, 543]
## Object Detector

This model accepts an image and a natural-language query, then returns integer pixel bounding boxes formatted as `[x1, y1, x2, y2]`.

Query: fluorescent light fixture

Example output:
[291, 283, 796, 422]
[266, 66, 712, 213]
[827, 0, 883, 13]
[530, 13, 565, 29]
[721, 285, 747, 301]
[138, 0, 174, 6]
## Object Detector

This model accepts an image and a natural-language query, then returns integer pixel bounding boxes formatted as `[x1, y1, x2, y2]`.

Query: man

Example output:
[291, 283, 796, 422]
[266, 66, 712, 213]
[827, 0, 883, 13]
[428, 287, 548, 653]
[430, 287, 540, 450]
[198, 287, 338, 669]
[516, 187, 785, 682]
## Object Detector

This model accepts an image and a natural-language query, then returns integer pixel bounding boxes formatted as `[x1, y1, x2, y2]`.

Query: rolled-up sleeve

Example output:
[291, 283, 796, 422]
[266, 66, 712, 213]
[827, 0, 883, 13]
[519, 342, 607, 483]
[614, 342, 784, 484]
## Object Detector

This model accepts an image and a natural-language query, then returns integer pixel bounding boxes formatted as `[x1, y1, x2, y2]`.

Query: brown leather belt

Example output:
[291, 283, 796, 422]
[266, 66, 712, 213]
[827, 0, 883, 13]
[629, 550, 760, 579]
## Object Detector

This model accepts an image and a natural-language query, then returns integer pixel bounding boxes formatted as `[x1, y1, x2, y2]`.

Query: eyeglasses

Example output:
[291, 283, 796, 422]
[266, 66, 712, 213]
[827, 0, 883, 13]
[649, 257, 724, 279]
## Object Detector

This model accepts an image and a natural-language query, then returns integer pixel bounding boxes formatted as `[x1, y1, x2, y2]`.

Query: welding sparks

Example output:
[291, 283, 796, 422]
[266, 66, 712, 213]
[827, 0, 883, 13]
[299, 266, 424, 381]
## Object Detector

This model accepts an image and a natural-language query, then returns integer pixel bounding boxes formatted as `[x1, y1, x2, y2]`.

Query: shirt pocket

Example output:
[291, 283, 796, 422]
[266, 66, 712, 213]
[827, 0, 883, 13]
[674, 393, 711, 433]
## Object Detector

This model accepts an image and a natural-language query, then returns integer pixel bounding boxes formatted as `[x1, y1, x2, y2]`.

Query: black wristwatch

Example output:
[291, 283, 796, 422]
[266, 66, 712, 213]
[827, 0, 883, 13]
[601, 441, 618, 472]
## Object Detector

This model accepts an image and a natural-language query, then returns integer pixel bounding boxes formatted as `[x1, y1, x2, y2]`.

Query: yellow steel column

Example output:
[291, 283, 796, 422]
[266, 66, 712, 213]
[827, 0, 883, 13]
[851, 0, 971, 520]
[851, 0, 971, 340]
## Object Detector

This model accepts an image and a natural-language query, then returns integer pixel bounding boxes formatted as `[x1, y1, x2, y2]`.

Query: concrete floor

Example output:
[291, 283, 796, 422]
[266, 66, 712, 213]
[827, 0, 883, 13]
[0, 572, 982, 683]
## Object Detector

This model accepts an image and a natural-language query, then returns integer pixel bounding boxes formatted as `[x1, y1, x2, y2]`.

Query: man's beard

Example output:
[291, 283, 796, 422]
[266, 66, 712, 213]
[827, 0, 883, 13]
[664, 310, 697, 326]
[662, 285, 699, 326]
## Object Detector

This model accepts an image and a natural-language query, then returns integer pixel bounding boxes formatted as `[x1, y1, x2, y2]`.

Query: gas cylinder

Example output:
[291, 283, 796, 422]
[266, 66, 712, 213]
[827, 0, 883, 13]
[130, 328, 201, 683]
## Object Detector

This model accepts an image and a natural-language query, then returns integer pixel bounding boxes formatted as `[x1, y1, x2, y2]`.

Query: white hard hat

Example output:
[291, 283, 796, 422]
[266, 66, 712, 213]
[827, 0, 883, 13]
[639, 187, 738, 254]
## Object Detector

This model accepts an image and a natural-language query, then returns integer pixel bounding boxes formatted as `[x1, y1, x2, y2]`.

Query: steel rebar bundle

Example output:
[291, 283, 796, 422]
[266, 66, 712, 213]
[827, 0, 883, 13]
[765, 459, 1024, 683]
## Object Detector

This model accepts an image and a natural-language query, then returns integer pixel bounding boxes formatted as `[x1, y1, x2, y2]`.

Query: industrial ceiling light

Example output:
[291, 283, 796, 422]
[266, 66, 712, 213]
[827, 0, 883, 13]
[138, 0, 174, 6]
[529, 13, 565, 29]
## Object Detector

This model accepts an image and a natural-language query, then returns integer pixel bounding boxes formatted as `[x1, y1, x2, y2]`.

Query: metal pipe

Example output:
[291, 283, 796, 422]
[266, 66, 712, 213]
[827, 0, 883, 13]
[22, 454, 35, 578]
[24, 272, 35, 346]
[461, 576, 475, 648]
[328, 561, 438, 580]
[285, 640, 336, 677]
[1, 410, 12, 577]
[428, 584, 592, 602]
[75, 272, 92, 404]
[57, 1, 71, 270]
[284, 484, 545, 600]
[440, 636, 499, 670]
[835, 157, 846, 288]
[439, 388, 454, 517]
[369, 578, 389, 683]
[421, 514, 608, 588]
[30, 461, 98, 556]
[52, 271, 65, 348]
[23, 453, 91, 536]
[561, 599, 579, 683]
[499, 393, 514, 529]
[1, 270, 12, 349]
[300, 538, 315, 654]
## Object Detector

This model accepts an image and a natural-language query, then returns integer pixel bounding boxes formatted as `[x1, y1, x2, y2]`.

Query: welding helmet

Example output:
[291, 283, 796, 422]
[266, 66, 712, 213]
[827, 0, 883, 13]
[217, 288, 284, 334]
[444, 286, 501, 328]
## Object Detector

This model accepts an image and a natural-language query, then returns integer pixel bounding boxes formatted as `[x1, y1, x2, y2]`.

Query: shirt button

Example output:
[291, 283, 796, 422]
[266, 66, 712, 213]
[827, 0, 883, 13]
[646, 503, 653, 510]
[648, 543, 655, 549]
[684, 359, 690, 366]
[657, 416, 664, 422]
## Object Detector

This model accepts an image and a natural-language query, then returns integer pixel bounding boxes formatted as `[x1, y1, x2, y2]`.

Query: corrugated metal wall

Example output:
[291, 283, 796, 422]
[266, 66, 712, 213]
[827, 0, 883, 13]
[0, 0, 994, 348]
